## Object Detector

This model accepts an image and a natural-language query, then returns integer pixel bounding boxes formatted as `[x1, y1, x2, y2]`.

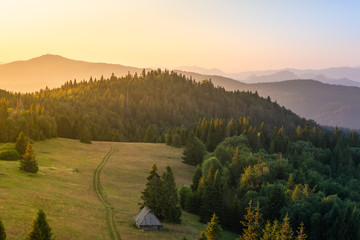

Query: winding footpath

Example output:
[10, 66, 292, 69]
[93, 146, 121, 240]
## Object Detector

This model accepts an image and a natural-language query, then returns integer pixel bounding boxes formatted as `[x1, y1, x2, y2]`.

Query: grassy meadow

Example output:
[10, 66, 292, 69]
[0, 138, 237, 240]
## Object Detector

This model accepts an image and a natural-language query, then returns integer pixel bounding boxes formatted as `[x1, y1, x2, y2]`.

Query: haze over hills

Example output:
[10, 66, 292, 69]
[178, 66, 360, 87]
[177, 70, 360, 130]
[2, 54, 360, 129]
[0, 54, 145, 92]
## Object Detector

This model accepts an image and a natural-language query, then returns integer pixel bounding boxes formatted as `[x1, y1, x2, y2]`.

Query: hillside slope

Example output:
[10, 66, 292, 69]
[243, 80, 360, 129]
[1, 54, 359, 129]
[0, 70, 305, 143]
[0, 138, 238, 240]
[179, 71, 360, 129]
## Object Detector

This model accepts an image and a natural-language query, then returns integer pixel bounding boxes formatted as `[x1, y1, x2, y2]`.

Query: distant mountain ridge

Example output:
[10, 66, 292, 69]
[1, 54, 360, 129]
[177, 70, 360, 130]
[0, 54, 145, 92]
[178, 66, 360, 87]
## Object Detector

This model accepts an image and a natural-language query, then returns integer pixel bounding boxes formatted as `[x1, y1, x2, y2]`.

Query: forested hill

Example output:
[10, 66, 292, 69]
[0, 70, 306, 143]
[178, 70, 360, 130]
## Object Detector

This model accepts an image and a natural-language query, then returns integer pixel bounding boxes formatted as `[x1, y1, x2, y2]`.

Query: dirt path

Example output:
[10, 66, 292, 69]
[93, 146, 121, 240]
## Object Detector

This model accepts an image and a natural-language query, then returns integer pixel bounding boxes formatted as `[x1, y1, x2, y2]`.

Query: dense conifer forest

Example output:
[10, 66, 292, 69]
[0, 70, 305, 143]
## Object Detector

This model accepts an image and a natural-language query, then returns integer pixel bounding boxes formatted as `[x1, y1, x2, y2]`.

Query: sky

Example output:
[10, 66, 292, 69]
[0, 0, 359, 72]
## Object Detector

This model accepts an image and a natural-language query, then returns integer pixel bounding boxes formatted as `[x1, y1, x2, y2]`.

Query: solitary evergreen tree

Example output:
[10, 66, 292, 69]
[26, 219, 42, 240]
[36, 210, 53, 240]
[15, 132, 28, 155]
[161, 166, 181, 223]
[182, 136, 206, 166]
[140, 163, 164, 219]
[20, 142, 38, 173]
[0, 217, 6, 240]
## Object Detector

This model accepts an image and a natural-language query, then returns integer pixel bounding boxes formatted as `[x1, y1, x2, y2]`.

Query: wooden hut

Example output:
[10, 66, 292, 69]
[133, 206, 162, 231]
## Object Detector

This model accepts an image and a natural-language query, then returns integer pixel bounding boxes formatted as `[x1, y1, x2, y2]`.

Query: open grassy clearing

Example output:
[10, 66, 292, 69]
[101, 142, 237, 240]
[0, 138, 237, 240]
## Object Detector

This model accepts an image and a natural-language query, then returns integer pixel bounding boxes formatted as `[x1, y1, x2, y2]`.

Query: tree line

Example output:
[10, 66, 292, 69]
[0, 70, 306, 144]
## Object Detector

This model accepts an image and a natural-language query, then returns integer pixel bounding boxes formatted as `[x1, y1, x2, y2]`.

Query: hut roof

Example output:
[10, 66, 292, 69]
[133, 206, 162, 226]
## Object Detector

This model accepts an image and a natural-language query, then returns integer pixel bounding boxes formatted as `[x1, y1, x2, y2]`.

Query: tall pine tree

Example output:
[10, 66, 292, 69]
[191, 165, 203, 191]
[20, 142, 38, 173]
[202, 213, 222, 240]
[280, 213, 293, 240]
[36, 209, 53, 240]
[15, 132, 28, 155]
[161, 166, 181, 223]
[238, 200, 262, 240]
[140, 163, 164, 219]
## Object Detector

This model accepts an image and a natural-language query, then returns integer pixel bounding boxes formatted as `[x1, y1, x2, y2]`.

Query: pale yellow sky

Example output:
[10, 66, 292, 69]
[0, 0, 359, 72]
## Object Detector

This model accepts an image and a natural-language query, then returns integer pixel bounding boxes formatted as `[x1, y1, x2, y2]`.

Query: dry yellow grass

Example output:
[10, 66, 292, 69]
[0, 138, 237, 240]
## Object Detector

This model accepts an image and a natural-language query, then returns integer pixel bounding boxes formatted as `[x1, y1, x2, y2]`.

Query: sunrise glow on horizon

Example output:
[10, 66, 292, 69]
[0, 0, 359, 72]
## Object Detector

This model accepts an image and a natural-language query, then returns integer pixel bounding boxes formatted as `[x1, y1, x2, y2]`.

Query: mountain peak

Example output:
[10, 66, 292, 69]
[30, 54, 71, 62]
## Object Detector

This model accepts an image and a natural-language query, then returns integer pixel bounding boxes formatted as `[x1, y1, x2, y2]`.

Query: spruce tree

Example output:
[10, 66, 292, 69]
[182, 136, 206, 166]
[20, 142, 38, 173]
[144, 126, 155, 142]
[26, 218, 43, 240]
[185, 191, 200, 214]
[213, 170, 224, 219]
[296, 222, 307, 240]
[191, 165, 203, 191]
[200, 166, 217, 222]
[238, 200, 262, 240]
[36, 210, 53, 240]
[280, 213, 293, 240]
[261, 220, 279, 240]
[207, 119, 217, 152]
[140, 163, 164, 219]
[15, 132, 28, 155]
[161, 166, 181, 223]
[204, 213, 222, 240]
[0, 217, 6, 240]
[261, 221, 273, 240]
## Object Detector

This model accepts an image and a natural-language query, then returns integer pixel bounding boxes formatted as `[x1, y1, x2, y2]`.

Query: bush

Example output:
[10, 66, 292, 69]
[214, 145, 233, 164]
[202, 157, 223, 176]
[182, 136, 206, 166]
[0, 144, 20, 160]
